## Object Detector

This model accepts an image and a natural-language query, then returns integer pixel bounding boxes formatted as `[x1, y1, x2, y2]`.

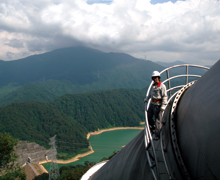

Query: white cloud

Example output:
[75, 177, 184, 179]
[0, 0, 219, 66]
[87, 0, 113, 4]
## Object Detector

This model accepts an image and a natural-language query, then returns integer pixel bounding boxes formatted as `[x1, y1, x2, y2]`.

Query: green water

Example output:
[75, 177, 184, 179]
[43, 129, 142, 171]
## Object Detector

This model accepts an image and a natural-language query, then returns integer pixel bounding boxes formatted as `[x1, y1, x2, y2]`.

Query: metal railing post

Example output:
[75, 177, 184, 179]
[166, 70, 171, 97]
[186, 65, 189, 84]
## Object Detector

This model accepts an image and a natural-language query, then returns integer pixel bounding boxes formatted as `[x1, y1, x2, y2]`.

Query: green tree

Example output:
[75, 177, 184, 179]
[0, 133, 18, 175]
[32, 173, 48, 180]
[0, 170, 26, 180]
[100, 150, 119, 161]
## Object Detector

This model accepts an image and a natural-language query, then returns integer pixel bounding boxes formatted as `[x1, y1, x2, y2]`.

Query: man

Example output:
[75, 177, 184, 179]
[144, 71, 168, 140]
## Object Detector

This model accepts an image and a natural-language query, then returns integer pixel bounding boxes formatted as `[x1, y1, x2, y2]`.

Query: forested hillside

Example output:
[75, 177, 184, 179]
[0, 46, 162, 89]
[0, 88, 145, 159]
[0, 83, 59, 107]
[0, 46, 163, 107]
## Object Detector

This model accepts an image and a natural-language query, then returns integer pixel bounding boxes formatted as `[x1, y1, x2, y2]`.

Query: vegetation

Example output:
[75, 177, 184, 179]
[0, 101, 88, 157]
[0, 83, 58, 108]
[0, 170, 26, 180]
[0, 83, 20, 99]
[0, 47, 162, 88]
[33, 162, 95, 180]
[0, 133, 18, 174]
[0, 46, 163, 107]
[0, 46, 207, 108]
[58, 161, 96, 180]
[0, 133, 26, 180]
[33, 173, 49, 180]
[100, 150, 119, 162]
[0, 88, 145, 158]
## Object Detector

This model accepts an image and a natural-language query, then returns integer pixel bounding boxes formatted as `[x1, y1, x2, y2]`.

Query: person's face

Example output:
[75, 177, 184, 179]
[152, 76, 160, 83]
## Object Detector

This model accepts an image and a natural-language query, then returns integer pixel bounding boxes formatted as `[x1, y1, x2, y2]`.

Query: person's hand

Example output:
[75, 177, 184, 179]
[144, 98, 148, 103]
[160, 106, 165, 111]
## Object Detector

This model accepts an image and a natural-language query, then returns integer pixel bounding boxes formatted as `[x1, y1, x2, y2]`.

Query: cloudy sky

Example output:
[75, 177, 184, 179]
[0, 0, 219, 66]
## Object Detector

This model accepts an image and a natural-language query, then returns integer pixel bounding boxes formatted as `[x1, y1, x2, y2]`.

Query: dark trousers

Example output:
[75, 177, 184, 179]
[147, 103, 162, 136]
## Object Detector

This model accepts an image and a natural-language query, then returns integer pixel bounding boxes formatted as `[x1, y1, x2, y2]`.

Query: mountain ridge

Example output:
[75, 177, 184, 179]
[0, 46, 163, 107]
[0, 46, 158, 87]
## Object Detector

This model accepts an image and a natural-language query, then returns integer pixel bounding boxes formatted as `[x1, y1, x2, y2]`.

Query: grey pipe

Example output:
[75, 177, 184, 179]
[176, 59, 220, 179]
[89, 60, 220, 180]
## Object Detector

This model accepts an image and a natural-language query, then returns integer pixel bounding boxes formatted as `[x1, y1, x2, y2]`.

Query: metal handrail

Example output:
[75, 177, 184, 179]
[144, 64, 209, 180]
[160, 129, 172, 179]
[169, 81, 196, 179]
[144, 102, 160, 179]
[160, 64, 209, 74]
[162, 74, 200, 83]
[166, 85, 183, 93]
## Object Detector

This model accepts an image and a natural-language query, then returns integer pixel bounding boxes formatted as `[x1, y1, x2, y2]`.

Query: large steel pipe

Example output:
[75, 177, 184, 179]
[175, 59, 220, 179]
[88, 60, 220, 180]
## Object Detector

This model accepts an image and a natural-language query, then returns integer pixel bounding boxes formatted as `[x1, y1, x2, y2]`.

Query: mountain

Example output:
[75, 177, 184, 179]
[155, 60, 187, 67]
[0, 46, 163, 107]
[0, 83, 59, 107]
[0, 88, 145, 159]
[0, 46, 162, 88]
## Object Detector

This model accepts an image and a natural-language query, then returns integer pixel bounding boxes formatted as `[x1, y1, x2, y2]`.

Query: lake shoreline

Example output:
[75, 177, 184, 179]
[39, 148, 95, 165]
[87, 126, 144, 140]
[39, 126, 144, 166]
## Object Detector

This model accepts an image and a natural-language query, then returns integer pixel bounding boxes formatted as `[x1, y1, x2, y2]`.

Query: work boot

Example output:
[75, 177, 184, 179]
[150, 129, 155, 134]
[153, 134, 160, 141]
[150, 125, 155, 134]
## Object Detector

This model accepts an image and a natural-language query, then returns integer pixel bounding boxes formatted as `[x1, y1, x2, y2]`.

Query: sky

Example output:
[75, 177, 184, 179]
[0, 0, 220, 66]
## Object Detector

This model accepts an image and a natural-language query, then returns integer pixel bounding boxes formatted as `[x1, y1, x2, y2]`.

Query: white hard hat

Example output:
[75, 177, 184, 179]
[152, 71, 160, 77]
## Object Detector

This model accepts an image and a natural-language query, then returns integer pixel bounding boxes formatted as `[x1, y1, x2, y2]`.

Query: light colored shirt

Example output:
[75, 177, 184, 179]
[146, 81, 168, 110]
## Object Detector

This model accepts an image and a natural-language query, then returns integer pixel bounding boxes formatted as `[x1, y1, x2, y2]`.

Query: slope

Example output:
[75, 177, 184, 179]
[0, 46, 163, 88]
[0, 83, 59, 107]
[0, 88, 145, 158]
[0, 46, 163, 107]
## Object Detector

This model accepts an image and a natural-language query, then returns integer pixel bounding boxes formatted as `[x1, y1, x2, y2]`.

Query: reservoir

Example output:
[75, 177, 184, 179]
[43, 129, 142, 171]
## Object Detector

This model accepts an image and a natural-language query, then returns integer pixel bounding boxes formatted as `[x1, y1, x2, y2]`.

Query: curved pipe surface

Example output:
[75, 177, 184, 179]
[89, 130, 154, 180]
[175, 60, 220, 179]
